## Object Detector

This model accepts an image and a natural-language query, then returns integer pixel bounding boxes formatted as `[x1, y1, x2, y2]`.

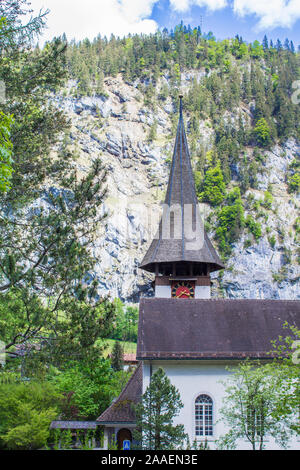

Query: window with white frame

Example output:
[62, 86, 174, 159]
[195, 394, 213, 437]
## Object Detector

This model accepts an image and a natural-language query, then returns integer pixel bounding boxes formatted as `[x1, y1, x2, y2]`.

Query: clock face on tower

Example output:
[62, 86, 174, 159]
[171, 281, 195, 299]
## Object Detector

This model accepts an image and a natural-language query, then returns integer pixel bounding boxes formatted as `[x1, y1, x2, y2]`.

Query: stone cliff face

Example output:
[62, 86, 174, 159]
[50, 74, 300, 301]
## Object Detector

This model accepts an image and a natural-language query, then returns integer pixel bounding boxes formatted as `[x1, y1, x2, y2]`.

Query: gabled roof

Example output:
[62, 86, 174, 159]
[140, 97, 224, 273]
[97, 363, 142, 424]
[137, 298, 300, 360]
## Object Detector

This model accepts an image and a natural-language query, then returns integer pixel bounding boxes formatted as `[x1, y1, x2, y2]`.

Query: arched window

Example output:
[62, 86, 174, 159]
[195, 394, 213, 437]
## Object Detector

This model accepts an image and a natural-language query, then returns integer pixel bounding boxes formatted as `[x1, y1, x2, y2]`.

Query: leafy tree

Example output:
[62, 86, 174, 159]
[217, 361, 294, 450]
[268, 324, 300, 435]
[215, 188, 245, 256]
[134, 368, 187, 450]
[200, 162, 226, 206]
[49, 358, 131, 420]
[0, 378, 61, 450]
[110, 300, 139, 342]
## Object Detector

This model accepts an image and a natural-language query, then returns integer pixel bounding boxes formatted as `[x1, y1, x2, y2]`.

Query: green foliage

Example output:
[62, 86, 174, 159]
[199, 162, 226, 206]
[0, 2, 117, 366]
[0, 379, 61, 450]
[245, 215, 262, 240]
[263, 191, 273, 209]
[288, 172, 300, 193]
[268, 235, 276, 248]
[63, 23, 299, 146]
[0, 289, 116, 368]
[111, 341, 124, 371]
[287, 158, 300, 193]
[134, 368, 187, 450]
[0, 111, 14, 191]
[217, 361, 295, 450]
[268, 324, 300, 435]
[215, 188, 245, 256]
[254, 118, 271, 147]
[110, 299, 139, 343]
[294, 217, 300, 234]
[48, 358, 131, 420]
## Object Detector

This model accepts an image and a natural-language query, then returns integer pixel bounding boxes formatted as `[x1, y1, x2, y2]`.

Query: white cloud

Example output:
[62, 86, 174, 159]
[29, 0, 158, 42]
[170, 0, 228, 13]
[233, 0, 300, 30]
[27, 0, 300, 43]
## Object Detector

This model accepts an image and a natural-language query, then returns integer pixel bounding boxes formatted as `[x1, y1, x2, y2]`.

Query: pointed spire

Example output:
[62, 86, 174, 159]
[140, 97, 224, 275]
[179, 93, 183, 118]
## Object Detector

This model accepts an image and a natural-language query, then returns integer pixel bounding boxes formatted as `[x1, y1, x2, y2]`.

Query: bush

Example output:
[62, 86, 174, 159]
[215, 188, 245, 256]
[200, 163, 226, 206]
[0, 380, 61, 450]
[245, 215, 262, 240]
[288, 173, 300, 193]
[268, 235, 276, 248]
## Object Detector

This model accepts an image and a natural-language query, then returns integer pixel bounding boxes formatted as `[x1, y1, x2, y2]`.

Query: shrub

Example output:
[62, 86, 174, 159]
[215, 188, 245, 256]
[268, 235, 276, 248]
[245, 215, 262, 240]
[200, 163, 226, 206]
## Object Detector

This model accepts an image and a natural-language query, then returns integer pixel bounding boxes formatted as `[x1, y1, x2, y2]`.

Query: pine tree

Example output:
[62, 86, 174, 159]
[262, 35, 269, 50]
[134, 368, 187, 450]
[111, 341, 124, 371]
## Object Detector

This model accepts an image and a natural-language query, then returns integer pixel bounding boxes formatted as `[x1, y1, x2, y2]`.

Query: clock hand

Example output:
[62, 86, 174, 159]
[178, 290, 191, 298]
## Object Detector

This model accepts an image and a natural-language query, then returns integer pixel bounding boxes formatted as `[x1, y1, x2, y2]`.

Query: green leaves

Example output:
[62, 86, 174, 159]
[254, 118, 271, 147]
[0, 380, 61, 449]
[215, 187, 245, 257]
[0, 111, 14, 192]
[199, 162, 226, 207]
[218, 360, 295, 450]
[49, 358, 130, 420]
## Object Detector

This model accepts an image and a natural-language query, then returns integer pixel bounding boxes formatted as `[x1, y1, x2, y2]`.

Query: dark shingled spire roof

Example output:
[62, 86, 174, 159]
[140, 96, 224, 274]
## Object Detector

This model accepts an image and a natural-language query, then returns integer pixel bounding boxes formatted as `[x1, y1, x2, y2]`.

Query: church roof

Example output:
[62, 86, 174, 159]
[96, 362, 142, 424]
[50, 421, 98, 430]
[140, 97, 224, 274]
[137, 298, 300, 360]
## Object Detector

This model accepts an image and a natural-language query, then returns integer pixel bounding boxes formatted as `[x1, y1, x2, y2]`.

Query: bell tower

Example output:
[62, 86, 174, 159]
[140, 96, 224, 299]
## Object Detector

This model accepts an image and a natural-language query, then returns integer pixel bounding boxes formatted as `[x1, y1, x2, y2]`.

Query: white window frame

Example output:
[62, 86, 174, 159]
[195, 394, 214, 438]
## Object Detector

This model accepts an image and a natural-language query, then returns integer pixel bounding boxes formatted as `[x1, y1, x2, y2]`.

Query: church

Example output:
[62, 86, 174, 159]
[97, 97, 300, 450]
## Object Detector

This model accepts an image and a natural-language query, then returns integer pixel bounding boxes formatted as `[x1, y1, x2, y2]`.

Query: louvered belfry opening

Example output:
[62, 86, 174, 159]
[140, 96, 224, 287]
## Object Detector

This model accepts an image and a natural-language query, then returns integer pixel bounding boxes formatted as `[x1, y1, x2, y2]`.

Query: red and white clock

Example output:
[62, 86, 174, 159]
[171, 281, 195, 299]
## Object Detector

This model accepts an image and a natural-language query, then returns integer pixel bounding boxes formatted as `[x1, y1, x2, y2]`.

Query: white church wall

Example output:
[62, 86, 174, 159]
[195, 286, 211, 299]
[155, 285, 171, 298]
[142, 360, 300, 450]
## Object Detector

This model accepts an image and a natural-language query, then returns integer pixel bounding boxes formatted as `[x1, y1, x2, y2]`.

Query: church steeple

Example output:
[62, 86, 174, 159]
[140, 96, 224, 299]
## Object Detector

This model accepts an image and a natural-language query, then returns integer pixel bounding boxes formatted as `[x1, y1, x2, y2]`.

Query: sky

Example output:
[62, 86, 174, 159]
[28, 0, 300, 46]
